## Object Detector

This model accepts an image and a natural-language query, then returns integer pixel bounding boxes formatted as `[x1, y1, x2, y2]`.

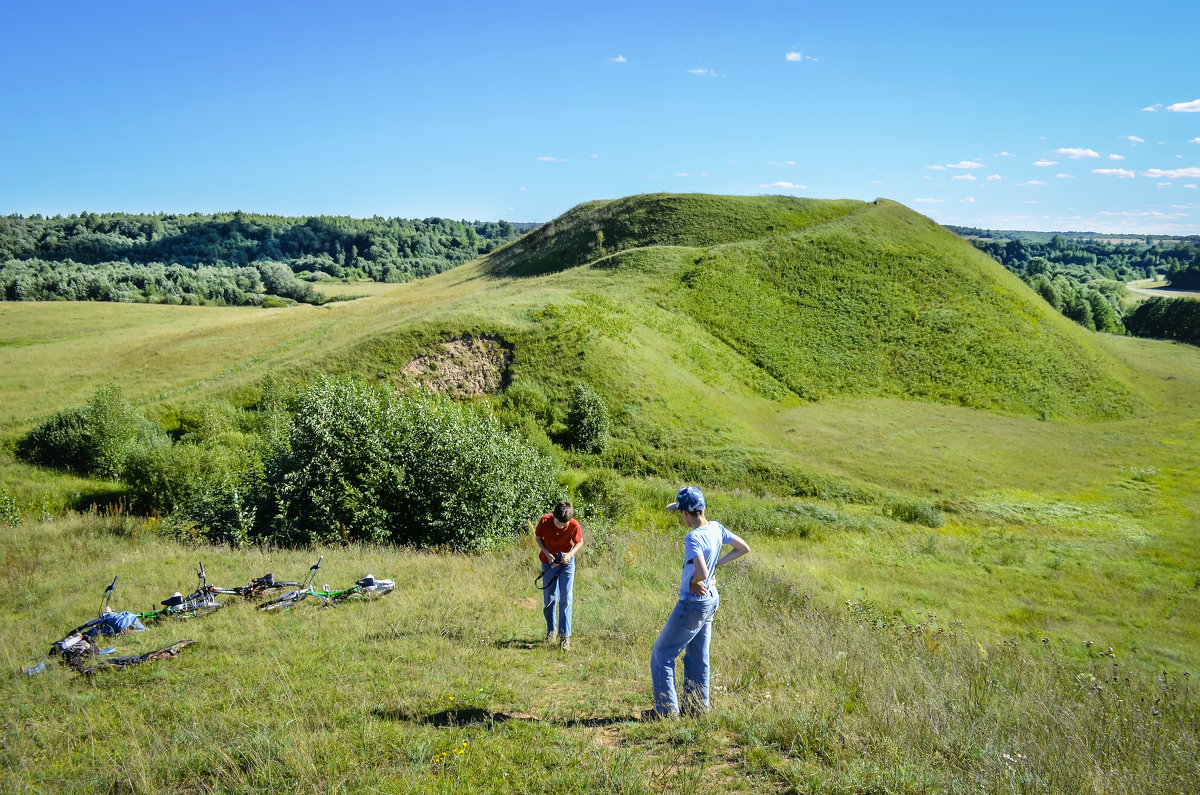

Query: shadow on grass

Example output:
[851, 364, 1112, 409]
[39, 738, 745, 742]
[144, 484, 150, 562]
[492, 637, 546, 650]
[370, 706, 634, 728]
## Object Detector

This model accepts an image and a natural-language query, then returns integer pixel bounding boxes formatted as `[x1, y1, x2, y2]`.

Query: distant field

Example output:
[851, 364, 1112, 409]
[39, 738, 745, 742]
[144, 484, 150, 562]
[310, 279, 408, 299]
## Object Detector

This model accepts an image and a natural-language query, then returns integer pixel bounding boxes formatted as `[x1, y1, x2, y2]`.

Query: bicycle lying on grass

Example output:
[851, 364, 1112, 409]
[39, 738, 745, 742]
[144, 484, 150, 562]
[258, 556, 395, 611]
[134, 562, 224, 624]
[207, 566, 303, 601]
[47, 576, 197, 674]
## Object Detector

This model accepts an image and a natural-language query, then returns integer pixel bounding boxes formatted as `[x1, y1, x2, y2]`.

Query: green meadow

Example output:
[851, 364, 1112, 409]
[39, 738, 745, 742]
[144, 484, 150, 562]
[1, 194, 1198, 792]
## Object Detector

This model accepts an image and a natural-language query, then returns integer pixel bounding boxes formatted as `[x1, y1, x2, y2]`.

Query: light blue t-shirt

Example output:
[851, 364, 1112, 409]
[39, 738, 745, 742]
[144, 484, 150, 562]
[679, 521, 735, 601]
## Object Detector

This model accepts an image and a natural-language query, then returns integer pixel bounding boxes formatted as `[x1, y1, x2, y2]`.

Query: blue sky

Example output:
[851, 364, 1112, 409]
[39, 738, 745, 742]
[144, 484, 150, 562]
[3, 0, 1198, 233]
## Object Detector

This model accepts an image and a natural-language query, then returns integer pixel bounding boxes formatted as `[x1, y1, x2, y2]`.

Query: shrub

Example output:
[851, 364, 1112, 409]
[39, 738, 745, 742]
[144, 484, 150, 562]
[884, 496, 946, 529]
[575, 469, 632, 520]
[17, 384, 166, 478]
[258, 376, 403, 546]
[0, 489, 20, 527]
[123, 439, 262, 544]
[259, 376, 557, 550]
[565, 382, 610, 454]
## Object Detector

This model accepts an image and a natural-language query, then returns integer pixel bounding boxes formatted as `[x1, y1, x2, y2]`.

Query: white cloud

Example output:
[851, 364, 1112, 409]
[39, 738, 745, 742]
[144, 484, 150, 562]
[986, 174, 1002, 181]
[1017, 180, 1047, 186]
[519, 186, 527, 191]
[1143, 104, 1162, 112]
[1033, 159, 1058, 166]
[996, 151, 1013, 157]
[914, 198, 944, 203]
[676, 172, 689, 177]
[1056, 148, 1101, 159]
[590, 154, 599, 159]
[952, 174, 976, 181]
[537, 156, 567, 162]
[1143, 167, 1200, 179]
[608, 55, 627, 63]
[1026, 201, 1039, 204]
[1188, 184, 1199, 189]
[1170, 204, 1198, 209]
[1189, 138, 1200, 144]
[785, 51, 818, 62]
[1166, 99, 1200, 112]
[960, 197, 975, 203]
[926, 165, 947, 171]
[947, 160, 984, 169]
[688, 68, 718, 77]
[1097, 210, 1188, 219]
[760, 181, 806, 189]
[1109, 154, 1127, 160]
[1092, 168, 1136, 178]
[1125, 135, 1145, 143]
[766, 160, 796, 166]
[1158, 182, 1172, 188]
[1056, 173, 1074, 179]
[871, 180, 883, 184]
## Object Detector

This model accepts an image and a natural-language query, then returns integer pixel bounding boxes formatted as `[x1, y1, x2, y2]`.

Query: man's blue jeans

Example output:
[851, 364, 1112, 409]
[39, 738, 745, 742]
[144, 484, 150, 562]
[541, 559, 575, 637]
[650, 596, 718, 715]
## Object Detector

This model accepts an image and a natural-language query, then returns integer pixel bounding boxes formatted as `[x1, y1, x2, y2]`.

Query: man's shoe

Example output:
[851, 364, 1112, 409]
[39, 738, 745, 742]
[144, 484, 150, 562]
[545, 631, 556, 643]
[558, 635, 570, 651]
[638, 707, 671, 721]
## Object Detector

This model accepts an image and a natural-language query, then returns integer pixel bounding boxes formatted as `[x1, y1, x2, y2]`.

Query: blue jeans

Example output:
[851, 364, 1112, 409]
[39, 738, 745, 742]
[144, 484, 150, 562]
[541, 559, 575, 637]
[650, 596, 718, 715]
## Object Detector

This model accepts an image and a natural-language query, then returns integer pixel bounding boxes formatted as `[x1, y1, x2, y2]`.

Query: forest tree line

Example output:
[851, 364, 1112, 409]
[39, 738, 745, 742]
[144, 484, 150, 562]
[0, 211, 535, 305]
[947, 227, 1200, 343]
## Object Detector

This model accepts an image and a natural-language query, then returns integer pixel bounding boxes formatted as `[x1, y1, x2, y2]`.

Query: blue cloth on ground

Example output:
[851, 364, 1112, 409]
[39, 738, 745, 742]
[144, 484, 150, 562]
[92, 611, 148, 636]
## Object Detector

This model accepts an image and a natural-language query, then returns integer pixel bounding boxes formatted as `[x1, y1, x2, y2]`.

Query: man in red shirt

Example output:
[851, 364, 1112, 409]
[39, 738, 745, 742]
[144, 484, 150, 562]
[535, 501, 584, 650]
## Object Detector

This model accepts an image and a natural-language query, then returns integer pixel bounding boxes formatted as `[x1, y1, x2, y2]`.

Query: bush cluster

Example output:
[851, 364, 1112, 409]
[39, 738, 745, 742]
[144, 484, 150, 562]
[18, 377, 558, 551]
[565, 382, 610, 454]
[258, 378, 559, 549]
[1123, 296, 1200, 345]
[16, 384, 165, 478]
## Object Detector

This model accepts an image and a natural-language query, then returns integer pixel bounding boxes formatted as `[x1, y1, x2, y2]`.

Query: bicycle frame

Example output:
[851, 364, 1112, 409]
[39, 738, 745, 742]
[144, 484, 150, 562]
[314, 575, 396, 602]
[258, 556, 332, 611]
[137, 562, 223, 623]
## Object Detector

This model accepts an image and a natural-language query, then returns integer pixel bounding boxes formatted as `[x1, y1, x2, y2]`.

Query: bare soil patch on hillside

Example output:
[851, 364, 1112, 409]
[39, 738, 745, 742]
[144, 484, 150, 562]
[400, 334, 513, 397]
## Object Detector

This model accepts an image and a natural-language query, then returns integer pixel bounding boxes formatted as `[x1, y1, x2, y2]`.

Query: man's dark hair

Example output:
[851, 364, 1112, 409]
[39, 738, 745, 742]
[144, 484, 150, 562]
[553, 501, 574, 523]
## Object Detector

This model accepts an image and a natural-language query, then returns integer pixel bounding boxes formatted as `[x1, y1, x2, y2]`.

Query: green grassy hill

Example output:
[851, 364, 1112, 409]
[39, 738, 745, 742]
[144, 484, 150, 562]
[486, 194, 1135, 417]
[2, 193, 1199, 792]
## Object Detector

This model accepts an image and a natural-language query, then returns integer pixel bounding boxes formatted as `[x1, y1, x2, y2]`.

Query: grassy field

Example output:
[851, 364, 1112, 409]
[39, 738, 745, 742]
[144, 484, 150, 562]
[1, 511, 1196, 793]
[1, 194, 1199, 791]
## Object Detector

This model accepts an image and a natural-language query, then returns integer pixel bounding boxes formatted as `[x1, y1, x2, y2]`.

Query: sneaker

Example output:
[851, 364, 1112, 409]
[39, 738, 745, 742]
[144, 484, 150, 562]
[544, 630, 556, 643]
[638, 707, 671, 722]
[558, 635, 571, 651]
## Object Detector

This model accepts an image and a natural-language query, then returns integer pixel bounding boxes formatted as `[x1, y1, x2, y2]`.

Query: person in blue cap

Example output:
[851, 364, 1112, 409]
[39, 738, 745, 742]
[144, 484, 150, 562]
[647, 485, 751, 718]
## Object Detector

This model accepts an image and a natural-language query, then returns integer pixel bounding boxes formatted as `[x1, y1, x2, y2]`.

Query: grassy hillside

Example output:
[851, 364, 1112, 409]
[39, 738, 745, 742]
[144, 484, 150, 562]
[2, 193, 1198, 791]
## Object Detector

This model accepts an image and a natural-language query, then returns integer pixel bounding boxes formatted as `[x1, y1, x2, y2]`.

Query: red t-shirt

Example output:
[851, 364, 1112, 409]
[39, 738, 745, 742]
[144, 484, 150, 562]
[535, 514, 583, 563]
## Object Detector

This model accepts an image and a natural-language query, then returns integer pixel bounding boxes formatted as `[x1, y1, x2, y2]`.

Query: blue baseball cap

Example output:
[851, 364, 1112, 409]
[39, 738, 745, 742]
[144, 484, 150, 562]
[666, 486, 705, 512]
